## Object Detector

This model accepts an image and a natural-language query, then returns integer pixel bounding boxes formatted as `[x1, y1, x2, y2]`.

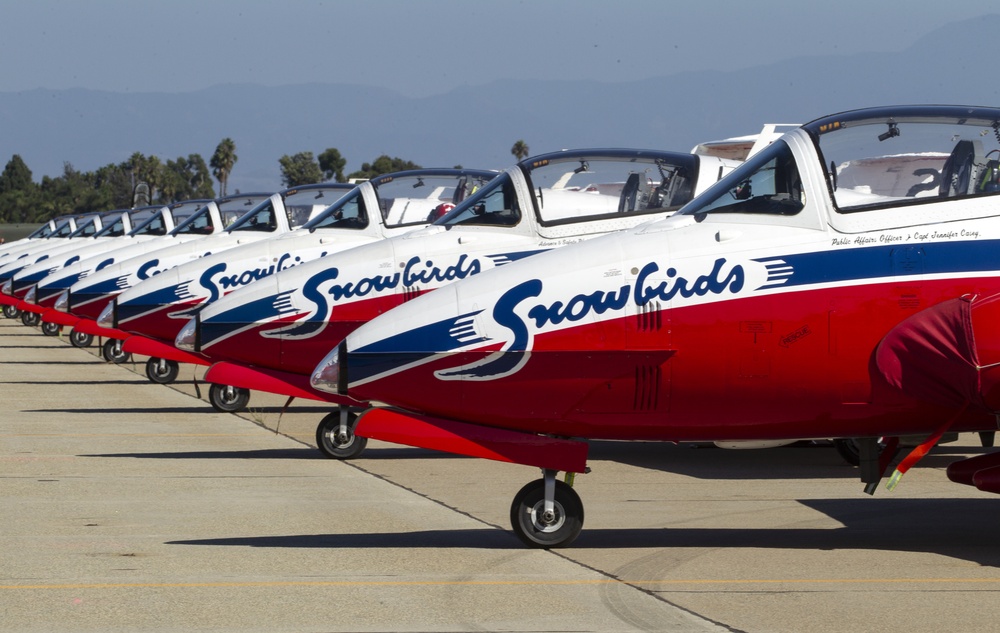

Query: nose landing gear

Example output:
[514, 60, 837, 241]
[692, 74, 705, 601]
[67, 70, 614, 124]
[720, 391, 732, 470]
[510, 469, 584, 548]
[101, 339, 131, 364]
[145, 357, 180, 384]
[208, 383, 250, 413]
[316, 408, 367, 459]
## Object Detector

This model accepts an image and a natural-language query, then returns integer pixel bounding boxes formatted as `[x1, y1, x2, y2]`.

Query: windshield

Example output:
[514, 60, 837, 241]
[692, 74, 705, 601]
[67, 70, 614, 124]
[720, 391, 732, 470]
[49, 219, 79, 238]
[118, 207, 160, 236]
[375, 172, 493, 227]
[281, 186, 352, 229]
[305, 187, 368, 231]
[681, 140, 804, 217]
[227, 198, 279, 233]
[68, 216, 103, 238]
[94, 216, 124, 238]
[816, 116, 1000, 213]
[131, 210, 169, 236]
[172, 206, 215, 235]
[218, 194, 271, 229]
[524, 152, 697, 224]
[93, 212, 130, 238]
[437, 173, 521, 227]
[27, 223, 55, 239]
[305, 188, 368, 231]
[165, 201, 211, 235]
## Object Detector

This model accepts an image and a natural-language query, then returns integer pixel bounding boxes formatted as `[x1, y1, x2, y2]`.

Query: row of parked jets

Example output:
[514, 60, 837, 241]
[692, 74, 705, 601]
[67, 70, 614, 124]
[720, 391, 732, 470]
[4, 104, 1000, 548]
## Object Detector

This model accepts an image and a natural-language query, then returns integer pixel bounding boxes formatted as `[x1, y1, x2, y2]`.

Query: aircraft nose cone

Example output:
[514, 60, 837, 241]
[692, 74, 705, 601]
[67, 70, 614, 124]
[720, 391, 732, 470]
[175, 317, 198, 352]
[54, 290, 69, 312]
[311, 342, 343, 394]
[97, 302, 115, 329]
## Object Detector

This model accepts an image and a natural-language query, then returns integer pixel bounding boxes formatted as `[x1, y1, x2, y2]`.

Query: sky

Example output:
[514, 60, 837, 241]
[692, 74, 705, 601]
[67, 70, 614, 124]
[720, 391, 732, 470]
[0, 0, 994, 97]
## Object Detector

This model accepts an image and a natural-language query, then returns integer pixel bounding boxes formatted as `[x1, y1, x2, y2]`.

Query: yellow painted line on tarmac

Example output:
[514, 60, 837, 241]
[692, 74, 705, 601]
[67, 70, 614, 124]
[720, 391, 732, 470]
[3, 577, 1000, 591]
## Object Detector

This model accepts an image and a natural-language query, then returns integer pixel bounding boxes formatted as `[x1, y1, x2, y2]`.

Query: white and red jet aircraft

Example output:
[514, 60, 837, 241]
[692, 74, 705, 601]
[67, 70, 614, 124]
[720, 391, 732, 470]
[100, 171, 494, 400]
[310, 105, 1000, 547]
[54, 192, 275, 361]
[0, 213, 91, 263]
[0, 215, 73, 260]
[175, 145, 763, 452]
[0, 211, 125, 325]
[8, 205, 166, 321]
[0, 205, 197, 327]
[0, 211, 115, 285]
[30, 199, 213, 347]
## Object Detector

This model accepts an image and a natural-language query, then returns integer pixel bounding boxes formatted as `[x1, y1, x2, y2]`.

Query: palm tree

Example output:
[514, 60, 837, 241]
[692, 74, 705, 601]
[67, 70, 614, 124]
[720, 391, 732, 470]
[510, 139, 530, 161]
[210, 138, 238, 196]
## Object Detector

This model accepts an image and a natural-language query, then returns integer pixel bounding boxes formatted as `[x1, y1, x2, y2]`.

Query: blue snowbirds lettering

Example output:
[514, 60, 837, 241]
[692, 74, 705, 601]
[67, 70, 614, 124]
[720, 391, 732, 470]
[434, 258, 745, 380]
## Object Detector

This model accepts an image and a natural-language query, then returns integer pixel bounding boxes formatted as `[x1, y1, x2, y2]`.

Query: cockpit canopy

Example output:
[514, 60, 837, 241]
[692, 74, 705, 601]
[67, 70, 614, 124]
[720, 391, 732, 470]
[439, 150, 700, 228]
[682, 105, 1000, 220]
[304, 170, 497, 232]
[279, 184, 354, 229]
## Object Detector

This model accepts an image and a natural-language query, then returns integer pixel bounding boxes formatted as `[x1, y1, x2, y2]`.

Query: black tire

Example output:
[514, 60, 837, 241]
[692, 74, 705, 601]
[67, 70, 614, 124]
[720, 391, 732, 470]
[145, 357, 180, 384]
[101, 339, 131, 364]
[833, 437, 898, 466]
[208, 383, 250, 413]
[41, 321, 61, 336]
[21, 311, 40, 327]
[70, 330, 94, 348]
[2, 304, 19, 319]
[510, 479, 584, 549]
[833, 438, 861, 465]
[315, 409, 368, 459]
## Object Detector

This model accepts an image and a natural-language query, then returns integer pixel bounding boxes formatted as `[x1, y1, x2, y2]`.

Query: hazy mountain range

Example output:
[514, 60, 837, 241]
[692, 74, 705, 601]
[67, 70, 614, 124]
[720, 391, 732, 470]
[2, 14, 998, 194]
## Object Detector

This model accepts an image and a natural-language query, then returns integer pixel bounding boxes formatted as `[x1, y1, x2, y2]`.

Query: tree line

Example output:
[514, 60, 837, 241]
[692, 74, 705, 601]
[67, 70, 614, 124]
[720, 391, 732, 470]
[0, 137, 532, 225]
[0, 138, 421, 224]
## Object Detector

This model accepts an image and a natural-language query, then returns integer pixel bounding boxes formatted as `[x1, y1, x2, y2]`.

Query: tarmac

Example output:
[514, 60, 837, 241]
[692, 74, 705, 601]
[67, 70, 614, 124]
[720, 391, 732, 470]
[3, 316, 1000, 632]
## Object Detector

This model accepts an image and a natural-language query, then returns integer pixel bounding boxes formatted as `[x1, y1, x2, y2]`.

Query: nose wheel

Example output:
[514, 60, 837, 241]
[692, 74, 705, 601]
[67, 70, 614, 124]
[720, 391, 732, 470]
[21, 311, 40, 327]
[315, 408, 367, 459]
[510, 471, 584, 548]
[145, 357, 180, 384]
[2, 305, 19, 319]
[101, 339, 131, 363]
[208, 383, 250, 413]
[41, 321, 61, 336]
[69, 329, 94, 348]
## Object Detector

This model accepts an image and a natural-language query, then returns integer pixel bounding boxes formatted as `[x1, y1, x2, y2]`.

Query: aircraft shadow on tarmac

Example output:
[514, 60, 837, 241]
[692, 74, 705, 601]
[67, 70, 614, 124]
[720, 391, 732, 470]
[167, 529, 523, 550]
[75, 439, 981, 472]
[166, 498, 1000, 566]
[0, 332, 58, 337]
[0, 347, 97, 352]
[0, 360, 123, 365]
[584, 440, 989, 481]
[82, 446, 468, 461]
[6, 379, 148, 386]
[32, 405, 222, 414]
[223, 405, 343, 415]
[80, 448, 320, 460]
